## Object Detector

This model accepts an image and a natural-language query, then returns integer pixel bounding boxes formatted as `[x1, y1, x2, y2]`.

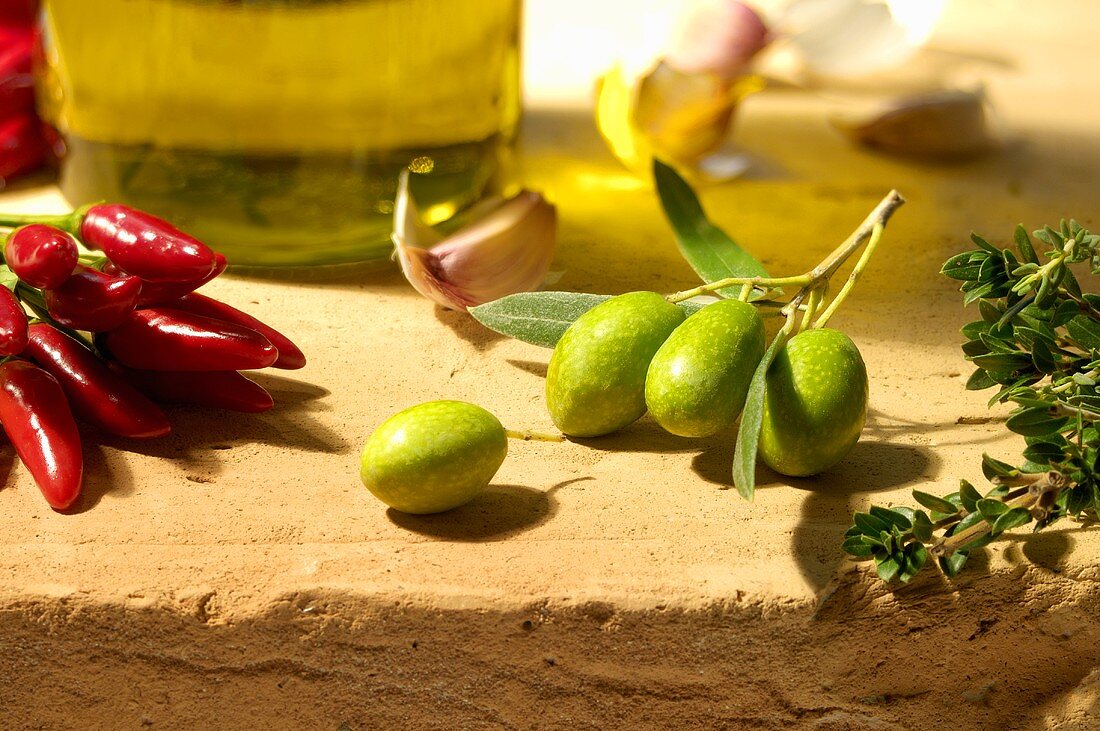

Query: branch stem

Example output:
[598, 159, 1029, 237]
[505, 429, 565, 443]
[814, 222, 885, 328]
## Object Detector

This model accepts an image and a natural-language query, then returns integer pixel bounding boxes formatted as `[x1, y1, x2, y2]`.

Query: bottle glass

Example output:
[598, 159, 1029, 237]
[37, 0, 522, 268]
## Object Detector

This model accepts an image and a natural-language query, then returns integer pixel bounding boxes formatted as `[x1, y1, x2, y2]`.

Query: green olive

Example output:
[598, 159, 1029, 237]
[359, 400, 508, 514]
[758, 328, 868, 477]
[645, 299, 765, 437]
[546, 291, 685, 437]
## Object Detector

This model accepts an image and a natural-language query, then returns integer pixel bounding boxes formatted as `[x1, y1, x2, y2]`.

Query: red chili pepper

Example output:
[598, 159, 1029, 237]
[44, 264, 141, 332]
[0, 284, 27, 354]
[4, 224, 79, 288]
[78, 204, 217, 283]
[24, 323, 170, 438]
[0, 2, 38, 27]
[103, 251, 227, 306]
[117, 367, 274, 413]
[0, 359, 82, 510]
[171, 293, 306, 370]
[0, 31, 34, 119]
[0, 113, 47, 181]
[100, 308, 278, 371]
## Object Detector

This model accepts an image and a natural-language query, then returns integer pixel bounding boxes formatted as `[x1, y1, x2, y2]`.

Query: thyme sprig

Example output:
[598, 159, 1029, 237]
[844, 221, 1100, 581]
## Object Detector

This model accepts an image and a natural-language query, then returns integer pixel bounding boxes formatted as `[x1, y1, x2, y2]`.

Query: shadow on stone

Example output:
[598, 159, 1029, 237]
[1019, 530, 1075, 573]
[65, 442, 136, 514]
[506, 359, 549, 379]
[386, 478, 587, 542]
[575, 419, 726, 456]
[93, 373, 349, 496]
[788, 440, 938, 591]
[0, 446, 17, 497]
[434, 306, 506, 353]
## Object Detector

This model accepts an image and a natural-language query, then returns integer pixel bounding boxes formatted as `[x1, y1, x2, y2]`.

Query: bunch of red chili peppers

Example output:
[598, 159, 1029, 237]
[0, 203, 305, 511]
[0, 1, 50, 184]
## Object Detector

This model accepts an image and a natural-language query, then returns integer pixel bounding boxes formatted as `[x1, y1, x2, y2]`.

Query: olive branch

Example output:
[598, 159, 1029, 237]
[471, 159, 903, 499]
[844, 221, 1100, 582]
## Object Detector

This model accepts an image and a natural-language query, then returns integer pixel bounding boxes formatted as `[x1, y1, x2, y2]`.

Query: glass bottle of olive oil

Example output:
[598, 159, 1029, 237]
[37, 0, 522, 268]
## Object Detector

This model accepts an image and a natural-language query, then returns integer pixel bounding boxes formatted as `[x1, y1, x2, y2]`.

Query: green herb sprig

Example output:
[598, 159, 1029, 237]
[844, 221, 1100, 581]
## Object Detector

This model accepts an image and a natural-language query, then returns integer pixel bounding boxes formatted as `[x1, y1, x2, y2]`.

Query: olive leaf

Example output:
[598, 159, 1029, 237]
[470, 291, 706, 348]
[732, 329, 790, 500]
[652, 159, 771, 300]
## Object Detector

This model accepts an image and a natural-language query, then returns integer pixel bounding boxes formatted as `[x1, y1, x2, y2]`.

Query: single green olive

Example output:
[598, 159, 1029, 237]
[645, 299, 765, 437]
[359, 400, 508, 514]
[759, 328, 868, 477]
[546, 291, 685, 437]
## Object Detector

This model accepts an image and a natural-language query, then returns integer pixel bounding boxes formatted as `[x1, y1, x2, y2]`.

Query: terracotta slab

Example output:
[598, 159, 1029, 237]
[2, 1, 1098, 727]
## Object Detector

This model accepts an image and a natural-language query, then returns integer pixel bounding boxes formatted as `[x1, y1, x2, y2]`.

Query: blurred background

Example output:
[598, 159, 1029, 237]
[2, 0, 1097, 289]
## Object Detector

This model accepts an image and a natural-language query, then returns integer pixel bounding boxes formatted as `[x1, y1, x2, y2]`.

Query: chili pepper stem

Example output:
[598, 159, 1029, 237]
[505, 429, 566, 442]
[0, 208, 86, 236]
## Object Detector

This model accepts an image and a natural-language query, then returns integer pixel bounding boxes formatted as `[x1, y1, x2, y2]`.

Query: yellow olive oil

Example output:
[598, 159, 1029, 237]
[38, 0, 522, 267]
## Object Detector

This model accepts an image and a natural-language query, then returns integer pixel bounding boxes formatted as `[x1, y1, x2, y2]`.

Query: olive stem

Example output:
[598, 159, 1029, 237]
[808, 191, 905, 283]
[799, 287, 824, 332]
[664, 190, 904, 311]
[666, 274, 813, 303]
[813, 221, 886, 328]
[505, 429, 566, 443]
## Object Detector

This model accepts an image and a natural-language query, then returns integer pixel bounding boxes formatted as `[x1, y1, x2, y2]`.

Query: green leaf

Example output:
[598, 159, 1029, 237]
[1022, 439, 1066, 466]
[959, 480, 983, 512]
[982, 453, 1020, 480]
[0, 265, 17, 292]
[876, 554, 901, 582]
[912, 510, 934, 542]
[1014, 224, 1039, 263]
[898, 543, 929, 582]
[853, 511, 891, 535]
[1005, 407, 1069, 437]
[968, 352, 1033, 372]
[842, 536, 875, 557]
[970, 232, 999, 254]
[990, 507, 1031, 535]
[942, 252, 986, 281]
[470, 291, 705, 348]
[978, 298, 1003, 323]
[732, 329, 790, 500]
[978, 333, 1019, 355]
[954, 510, 986, 534]
[961, 339, 990, 357]
[1014, 326, 1054, 349]
[870, 505, 912, 530]
[963, 281, 997, 305]
[1029, 338, 1058, 374]
[976, 498, 1009, 521]
[961, 320, 989, 339]
[652, 159, 770, 299]
[966, 369, 997, 391]
[939, 551, 969, 577]
[1067, 315, 1100, 351]
[912, 490, 959, 514]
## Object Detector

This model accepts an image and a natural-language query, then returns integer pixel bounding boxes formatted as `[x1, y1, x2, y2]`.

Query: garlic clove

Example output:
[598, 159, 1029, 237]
[393, 173, 558, 311]
[596, 61, 763, 172]
[830, 88, 995, 160]
[665, 0, 771, 80]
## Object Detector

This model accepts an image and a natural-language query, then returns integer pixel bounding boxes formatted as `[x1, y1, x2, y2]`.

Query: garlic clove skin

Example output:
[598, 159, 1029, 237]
[393, 174, 558, 311]
[665, 0, 771, 80]
[830, 88, 995, 160]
